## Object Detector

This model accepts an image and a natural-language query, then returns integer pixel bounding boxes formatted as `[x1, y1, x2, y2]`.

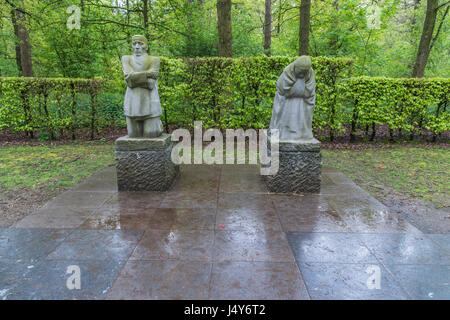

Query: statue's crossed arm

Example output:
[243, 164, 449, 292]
[122, 56, 160, 89]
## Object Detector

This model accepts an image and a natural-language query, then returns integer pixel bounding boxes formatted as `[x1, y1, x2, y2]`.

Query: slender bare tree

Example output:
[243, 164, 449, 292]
[299, 0, 311, 56]
[217, 0, 233, 57]
[412, 0, 449, 77]
[10, 0, 33, 76]
[264, 0, 272, 56]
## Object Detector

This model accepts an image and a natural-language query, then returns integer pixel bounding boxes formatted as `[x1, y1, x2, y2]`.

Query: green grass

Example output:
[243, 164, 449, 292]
[323, 146, 450, 208]
[0, 142, 115, 195]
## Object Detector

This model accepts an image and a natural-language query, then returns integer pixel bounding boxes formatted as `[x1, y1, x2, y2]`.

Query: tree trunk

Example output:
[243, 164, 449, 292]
[264, 0, 272, 56]
[11, 1, 33, 77]
[370, 122, 376, 141]
[70, 84, 77, 140]
[43, 92, 55, 140]
[142, 0, 150, 44]
[90, 91, 97, 140]
[350, 100, 359, 143]
[411, 0, 438, 78]
[10, 9, 22, 75]
[298, 0, 311, 56]
[217, 0, 232, 57]
[277, 0, 282, 34]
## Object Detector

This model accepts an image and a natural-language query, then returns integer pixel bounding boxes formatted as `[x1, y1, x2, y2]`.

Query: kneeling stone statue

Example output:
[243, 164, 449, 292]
[270, 55, 316, 142]
[114, 35, 179, 191]
[264, 56, 322, 193]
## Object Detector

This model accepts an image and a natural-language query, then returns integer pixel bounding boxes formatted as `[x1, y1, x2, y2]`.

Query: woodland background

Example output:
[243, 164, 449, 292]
[1, 0, 448, 78]
[0, 0, 448, 142]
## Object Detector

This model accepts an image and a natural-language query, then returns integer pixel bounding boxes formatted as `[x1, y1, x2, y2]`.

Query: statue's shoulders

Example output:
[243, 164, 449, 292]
[121, 55, 132, 63]
[283, 63, 294, 73]
[148, 56, 160, 64]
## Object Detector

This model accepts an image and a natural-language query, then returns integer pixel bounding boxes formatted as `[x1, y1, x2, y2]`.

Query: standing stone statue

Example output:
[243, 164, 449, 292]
[269, 55, 316, 142]
[121, 35, 163, 138]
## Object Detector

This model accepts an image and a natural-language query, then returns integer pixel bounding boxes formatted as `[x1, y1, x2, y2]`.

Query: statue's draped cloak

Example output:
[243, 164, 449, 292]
[269, 62, 316, 142]
[121, 54, 161, 118]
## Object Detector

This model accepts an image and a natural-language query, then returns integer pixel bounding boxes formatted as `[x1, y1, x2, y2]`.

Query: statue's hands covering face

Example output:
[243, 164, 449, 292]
[294, 66, 308, 79]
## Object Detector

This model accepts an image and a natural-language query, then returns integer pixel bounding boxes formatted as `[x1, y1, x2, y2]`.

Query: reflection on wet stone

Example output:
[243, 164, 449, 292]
[5, 164, 445, 300]
[298, 262, 410, 300]
[0, 228, 69, 260]
[46, 230, 143, 261]
[104, 192, 165, 210]
[106, 260, 211, 300]
[209, 261, 310, 300]
[130, 229, 215, 261]
[360, 233, 448, 265]
[287, 232, 377, 264]
[272, 194, 350, 232]
[213, 230, 295, 262]
[5, 259, 126, 300]
[383, 264, 450, 299]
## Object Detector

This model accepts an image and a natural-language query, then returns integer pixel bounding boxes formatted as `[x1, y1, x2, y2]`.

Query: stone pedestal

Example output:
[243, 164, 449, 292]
[115, 134, 179, 191]
[263, 139, 322, 193]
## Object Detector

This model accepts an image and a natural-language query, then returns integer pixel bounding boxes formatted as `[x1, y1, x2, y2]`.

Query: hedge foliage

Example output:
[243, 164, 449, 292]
[1, 56, 449, 141]
[127, 56, 354, 132]
[0, 77, 111, 140]
[342, 77, 450, 141]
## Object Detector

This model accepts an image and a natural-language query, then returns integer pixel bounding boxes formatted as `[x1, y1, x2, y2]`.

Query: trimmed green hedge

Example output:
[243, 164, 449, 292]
[1, 57, 449, 141]
[0, 77, 108, 140]
[144, 56, 354, 132]
[342, 77, 450, 141]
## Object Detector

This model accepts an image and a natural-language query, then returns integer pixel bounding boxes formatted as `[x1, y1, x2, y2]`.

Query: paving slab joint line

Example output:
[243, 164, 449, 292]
[356, 236, 415, 300]
[424, 234, 450, 253]
[41, 228, 90, 261]
[207, 167, 222, 299]
[270, 197, 312, 300]
[103, 230, 146, 300]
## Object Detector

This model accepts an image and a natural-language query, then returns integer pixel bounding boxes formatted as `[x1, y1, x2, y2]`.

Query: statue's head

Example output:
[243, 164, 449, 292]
[293, 55, 312, 79]
[132, 35, 148, 57]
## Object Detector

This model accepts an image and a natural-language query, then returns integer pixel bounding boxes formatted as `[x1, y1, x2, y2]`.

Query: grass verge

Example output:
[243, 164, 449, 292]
[0, 142, 115, 227]
[323, 146, 449, 208]
[0, 142, 115, 193]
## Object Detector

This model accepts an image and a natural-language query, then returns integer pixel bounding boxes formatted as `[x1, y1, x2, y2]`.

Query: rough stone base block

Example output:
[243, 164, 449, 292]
[115, 134, 179, 191]
[263, 139, 322, 193]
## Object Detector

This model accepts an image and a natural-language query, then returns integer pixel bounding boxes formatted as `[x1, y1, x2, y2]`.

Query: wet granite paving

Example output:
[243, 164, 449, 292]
[1, 165, 449, 300]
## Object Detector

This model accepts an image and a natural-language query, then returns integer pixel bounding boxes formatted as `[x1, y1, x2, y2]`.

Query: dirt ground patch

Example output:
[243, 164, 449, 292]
[361, 183, 450, 234]
[0, 187, 63, 228]
[0, 142, 115, 227]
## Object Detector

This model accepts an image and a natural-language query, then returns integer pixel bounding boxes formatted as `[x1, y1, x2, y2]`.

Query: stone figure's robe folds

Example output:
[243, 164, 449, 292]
[269, 62, 316, 142]
[121, 54, 161, 119]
